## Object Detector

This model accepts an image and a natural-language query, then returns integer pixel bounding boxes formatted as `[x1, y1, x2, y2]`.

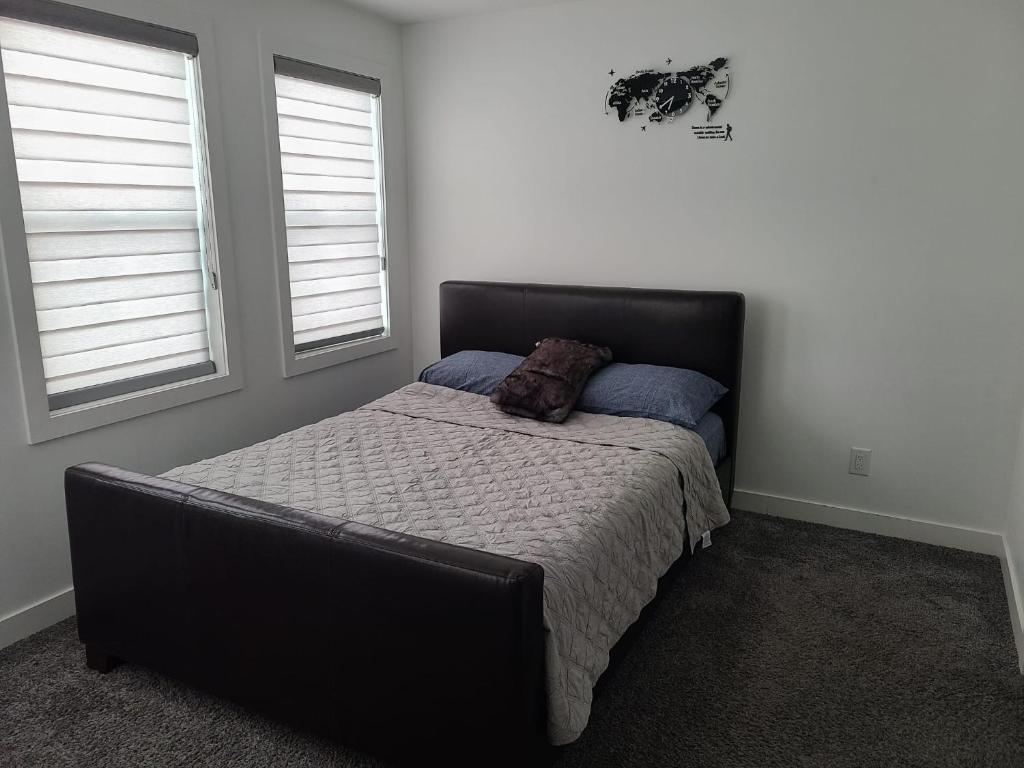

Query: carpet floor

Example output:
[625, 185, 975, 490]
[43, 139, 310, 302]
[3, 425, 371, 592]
[1, 510, 1022, 767]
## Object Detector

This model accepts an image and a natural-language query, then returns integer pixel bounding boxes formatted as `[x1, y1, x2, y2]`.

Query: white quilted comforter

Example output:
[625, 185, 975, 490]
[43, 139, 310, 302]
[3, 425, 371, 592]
[162, 383, 730, 744]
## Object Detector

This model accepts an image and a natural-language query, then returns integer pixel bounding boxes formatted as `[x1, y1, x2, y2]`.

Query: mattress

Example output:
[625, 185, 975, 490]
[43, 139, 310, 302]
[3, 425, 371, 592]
[692, 410, 727, 465]
[162, 383, 730, 744]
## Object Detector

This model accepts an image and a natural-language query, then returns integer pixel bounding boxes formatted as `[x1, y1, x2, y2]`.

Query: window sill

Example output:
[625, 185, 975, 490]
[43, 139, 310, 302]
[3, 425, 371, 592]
[283, 333, 397, 378]
[24, 369, 243, 444]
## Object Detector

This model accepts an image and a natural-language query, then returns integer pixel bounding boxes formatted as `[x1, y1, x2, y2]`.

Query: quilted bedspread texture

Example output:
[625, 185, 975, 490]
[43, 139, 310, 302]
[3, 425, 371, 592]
[162, 382, 730, 744]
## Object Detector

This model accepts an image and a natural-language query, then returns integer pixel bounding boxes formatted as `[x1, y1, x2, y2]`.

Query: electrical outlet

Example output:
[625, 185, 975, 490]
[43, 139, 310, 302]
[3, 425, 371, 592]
[849, 448, 871, 477]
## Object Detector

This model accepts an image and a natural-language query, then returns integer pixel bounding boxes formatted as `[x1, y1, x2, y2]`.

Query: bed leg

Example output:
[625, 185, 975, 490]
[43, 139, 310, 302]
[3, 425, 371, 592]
[85, 645, 122, 674]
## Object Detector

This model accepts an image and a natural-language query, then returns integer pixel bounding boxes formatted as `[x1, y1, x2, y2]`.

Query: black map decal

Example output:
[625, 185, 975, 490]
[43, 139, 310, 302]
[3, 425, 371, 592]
[606, 57, 730, 126]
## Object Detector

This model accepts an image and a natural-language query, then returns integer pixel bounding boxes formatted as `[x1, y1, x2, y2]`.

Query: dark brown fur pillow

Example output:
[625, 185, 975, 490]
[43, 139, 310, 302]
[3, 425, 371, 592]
[490, 338, 612, 422]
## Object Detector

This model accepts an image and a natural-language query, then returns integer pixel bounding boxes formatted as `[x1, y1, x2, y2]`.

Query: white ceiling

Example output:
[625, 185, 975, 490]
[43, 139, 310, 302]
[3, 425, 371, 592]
[341, 0, 571, 24]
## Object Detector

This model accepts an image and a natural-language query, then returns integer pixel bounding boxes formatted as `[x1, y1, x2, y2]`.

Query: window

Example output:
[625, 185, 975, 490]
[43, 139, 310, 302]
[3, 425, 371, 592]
[0, 0, 240, 442]
[0, 10, 221, 409]
[270, 55, 390, 370]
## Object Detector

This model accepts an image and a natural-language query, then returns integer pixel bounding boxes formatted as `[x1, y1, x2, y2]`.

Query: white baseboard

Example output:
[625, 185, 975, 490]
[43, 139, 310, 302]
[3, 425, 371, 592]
[1001, 542, 1024, 674]
[732, 489, 1005, 555]
[0, 587, 75, 651]
[3, 495, 1022, 673]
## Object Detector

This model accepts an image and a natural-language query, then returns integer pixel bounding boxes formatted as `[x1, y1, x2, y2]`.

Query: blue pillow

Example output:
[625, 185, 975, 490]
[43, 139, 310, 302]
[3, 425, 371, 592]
[576, 362, 727, 429]
[419, 352, 727, 431]
[418, 350, 523, 395]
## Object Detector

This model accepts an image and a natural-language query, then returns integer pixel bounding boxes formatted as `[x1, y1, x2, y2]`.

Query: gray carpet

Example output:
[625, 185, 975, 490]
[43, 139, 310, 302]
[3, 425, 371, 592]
[2, 510, 1022, 767]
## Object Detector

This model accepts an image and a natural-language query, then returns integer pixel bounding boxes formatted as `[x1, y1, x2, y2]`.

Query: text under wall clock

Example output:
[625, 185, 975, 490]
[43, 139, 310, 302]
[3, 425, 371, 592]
[605, 57, 732, 140]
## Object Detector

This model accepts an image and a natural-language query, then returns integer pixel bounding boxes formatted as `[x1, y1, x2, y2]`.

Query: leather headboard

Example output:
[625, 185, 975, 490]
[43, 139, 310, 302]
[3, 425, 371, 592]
[439, 281, 745, 490]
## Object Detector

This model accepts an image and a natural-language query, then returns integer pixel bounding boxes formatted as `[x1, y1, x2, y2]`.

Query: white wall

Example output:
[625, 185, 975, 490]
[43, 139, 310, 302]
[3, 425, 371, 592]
[403, 0, 1024, 534]
[0, 0, 410, 642]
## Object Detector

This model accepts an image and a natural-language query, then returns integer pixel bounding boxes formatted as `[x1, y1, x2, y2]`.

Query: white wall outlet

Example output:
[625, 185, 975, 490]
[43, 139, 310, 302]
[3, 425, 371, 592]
[849, 448, 871, 477]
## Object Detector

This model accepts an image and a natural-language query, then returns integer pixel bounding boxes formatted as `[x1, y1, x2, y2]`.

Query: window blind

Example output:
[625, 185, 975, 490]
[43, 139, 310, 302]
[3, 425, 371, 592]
[272, 56, 387, 353]
[0, 15, 217, 410]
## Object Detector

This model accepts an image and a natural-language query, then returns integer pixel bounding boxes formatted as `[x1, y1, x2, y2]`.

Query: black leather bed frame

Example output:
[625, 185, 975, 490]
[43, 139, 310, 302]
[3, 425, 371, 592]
[65, 281, 744, 765]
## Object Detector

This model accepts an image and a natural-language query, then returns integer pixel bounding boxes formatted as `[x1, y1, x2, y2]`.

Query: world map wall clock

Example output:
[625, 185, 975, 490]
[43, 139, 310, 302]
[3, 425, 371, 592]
[605, 57, 732, 139]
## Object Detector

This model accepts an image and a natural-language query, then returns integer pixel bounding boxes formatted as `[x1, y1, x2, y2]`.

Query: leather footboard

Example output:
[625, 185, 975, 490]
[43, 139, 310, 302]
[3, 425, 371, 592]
[65, 463, 548, 763]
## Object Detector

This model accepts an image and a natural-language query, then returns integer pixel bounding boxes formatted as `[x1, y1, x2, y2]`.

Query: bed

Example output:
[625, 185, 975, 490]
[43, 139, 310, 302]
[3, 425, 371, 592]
[64, 281, 745, 764]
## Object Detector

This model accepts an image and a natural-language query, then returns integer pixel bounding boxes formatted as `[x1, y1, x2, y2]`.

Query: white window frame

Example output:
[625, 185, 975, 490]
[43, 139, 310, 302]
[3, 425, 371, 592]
[0, 0, 243, 444]
[258, 32, 396, 379]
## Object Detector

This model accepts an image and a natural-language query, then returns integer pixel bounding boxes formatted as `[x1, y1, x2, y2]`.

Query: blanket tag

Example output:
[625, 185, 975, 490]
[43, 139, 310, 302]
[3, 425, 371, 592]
[701, 531, 712, 549]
